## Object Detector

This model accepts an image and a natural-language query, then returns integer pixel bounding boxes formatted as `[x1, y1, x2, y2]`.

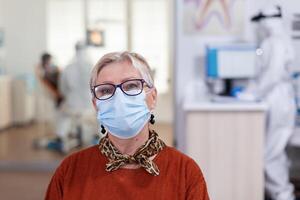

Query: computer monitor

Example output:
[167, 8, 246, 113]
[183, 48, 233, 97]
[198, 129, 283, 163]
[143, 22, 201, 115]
[206, 43, 258, 79]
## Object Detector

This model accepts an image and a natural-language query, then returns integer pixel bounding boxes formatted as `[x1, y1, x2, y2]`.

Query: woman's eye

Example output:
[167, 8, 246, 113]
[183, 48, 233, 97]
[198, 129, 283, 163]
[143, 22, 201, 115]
[100, 88, 113, 94]
[125, 83, 138, 90]
[123, 81, 141, 91]
[95, 86, 114, 97]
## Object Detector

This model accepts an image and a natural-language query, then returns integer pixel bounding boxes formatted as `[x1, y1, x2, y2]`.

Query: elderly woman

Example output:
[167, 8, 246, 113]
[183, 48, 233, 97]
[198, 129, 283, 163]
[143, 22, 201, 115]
[45, 52, 209, 200]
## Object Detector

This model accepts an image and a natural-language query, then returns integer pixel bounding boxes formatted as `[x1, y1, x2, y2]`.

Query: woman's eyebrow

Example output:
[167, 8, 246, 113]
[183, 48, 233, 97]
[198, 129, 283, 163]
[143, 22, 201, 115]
[97, 81, 114, 85]
[120, 76, 140, 82]
[97, 77, 140, 85]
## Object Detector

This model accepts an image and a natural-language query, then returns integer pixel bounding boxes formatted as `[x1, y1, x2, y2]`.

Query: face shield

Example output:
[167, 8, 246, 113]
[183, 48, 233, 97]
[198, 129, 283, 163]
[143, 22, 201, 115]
[251, 5, 283, 42]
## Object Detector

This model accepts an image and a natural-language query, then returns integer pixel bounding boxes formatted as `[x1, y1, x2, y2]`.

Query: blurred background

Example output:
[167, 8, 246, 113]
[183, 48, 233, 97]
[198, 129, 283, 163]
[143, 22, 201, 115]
[1, 0, 300, 199]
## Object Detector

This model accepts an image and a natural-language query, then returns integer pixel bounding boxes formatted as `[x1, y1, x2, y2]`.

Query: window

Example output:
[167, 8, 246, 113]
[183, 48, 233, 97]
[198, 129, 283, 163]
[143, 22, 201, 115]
[86, 0, 127, 63]
[47, 0, 170, 93]
[131, 0, 170, 93]
[47, 0, 85, 67]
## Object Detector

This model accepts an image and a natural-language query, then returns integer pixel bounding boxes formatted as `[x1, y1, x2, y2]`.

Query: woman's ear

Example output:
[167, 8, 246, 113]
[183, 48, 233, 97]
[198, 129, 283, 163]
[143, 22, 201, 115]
[150, 88, 157, 110]
[92, 98, 98, 111]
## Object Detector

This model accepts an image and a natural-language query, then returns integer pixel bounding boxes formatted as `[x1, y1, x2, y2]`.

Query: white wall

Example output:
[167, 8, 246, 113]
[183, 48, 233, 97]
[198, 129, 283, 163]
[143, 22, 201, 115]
[0, 0, 3, 27]
[2, 0, 47, 75]
[1, 0, 49, 122]
[0, 0, 5, 72]
[174, 0, 300, 151]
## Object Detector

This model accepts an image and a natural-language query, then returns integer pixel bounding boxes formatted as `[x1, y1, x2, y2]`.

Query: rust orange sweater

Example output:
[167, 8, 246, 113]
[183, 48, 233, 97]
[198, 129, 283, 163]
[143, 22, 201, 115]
[45, 145, 209, 200]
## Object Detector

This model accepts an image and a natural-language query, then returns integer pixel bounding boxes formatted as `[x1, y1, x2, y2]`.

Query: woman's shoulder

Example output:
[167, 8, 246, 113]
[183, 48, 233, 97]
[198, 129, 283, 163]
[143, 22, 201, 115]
[163, 146, 196, 161]
[160, 146, 207, 192]
[162, 147, 209, 199]
[58, 145, 104, 172]
[162, 146, 201, 172]
[70, 145, 100, 157]
[66, 145, 102, 160]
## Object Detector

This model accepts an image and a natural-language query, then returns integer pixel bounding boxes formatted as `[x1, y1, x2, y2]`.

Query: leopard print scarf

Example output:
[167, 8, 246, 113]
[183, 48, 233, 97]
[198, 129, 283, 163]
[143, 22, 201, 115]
[98, 130, 166, 176]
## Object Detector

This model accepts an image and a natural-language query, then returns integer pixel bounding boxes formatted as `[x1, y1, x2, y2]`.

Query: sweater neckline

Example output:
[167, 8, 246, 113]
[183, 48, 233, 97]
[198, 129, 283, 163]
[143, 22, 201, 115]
[95, 145, 169, 172]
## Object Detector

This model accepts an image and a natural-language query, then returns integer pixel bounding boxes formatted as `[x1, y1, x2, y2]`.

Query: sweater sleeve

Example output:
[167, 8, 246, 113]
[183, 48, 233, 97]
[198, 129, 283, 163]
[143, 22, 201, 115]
[45, 165, 65, 200]
[44, 156, 72, 200]
[186, 159, 210, 200]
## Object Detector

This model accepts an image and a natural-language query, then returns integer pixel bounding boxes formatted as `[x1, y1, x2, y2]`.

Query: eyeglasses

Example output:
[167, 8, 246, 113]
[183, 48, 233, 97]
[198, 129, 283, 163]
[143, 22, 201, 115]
[91, 79, 150, 100]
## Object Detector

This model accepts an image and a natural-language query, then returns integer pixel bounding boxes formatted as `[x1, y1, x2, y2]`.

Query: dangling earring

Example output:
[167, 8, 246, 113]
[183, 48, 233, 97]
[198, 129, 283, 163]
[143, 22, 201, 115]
[150, 114, 155, 125]
[100, 125, 106, 134]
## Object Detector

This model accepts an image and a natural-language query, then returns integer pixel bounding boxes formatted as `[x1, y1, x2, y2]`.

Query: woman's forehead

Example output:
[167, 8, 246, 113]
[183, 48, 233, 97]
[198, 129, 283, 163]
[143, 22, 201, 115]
[96, 60, 142, 84]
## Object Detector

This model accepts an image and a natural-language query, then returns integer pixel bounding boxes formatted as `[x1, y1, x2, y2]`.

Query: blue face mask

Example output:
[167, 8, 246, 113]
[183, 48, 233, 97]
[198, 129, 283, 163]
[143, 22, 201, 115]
[96, 88, 151, 139]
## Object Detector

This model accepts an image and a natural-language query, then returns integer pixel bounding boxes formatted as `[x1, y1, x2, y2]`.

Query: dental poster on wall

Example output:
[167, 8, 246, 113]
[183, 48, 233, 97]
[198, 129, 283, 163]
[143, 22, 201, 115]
[183, 0, 245, 36]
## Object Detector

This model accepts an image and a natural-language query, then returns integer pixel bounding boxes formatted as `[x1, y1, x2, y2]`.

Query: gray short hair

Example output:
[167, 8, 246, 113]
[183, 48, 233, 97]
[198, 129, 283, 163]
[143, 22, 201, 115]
[90, 51, 154, 90]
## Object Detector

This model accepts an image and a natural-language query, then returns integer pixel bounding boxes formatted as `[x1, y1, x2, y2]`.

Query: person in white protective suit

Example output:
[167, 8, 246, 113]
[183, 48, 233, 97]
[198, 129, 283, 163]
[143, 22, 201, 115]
[57, 42, 96, 152]
[238, 5, 296, 200]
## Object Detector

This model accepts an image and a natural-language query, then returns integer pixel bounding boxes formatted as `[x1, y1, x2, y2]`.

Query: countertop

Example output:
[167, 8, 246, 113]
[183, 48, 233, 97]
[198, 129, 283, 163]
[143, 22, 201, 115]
[183, 96, 268, 112]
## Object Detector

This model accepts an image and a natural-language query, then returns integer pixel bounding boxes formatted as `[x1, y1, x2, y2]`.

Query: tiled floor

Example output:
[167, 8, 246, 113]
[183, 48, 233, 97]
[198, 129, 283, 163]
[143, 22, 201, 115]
[0, 123, 62, 161]
[0, 122, 173, 200]
[0, 171, 53, 200]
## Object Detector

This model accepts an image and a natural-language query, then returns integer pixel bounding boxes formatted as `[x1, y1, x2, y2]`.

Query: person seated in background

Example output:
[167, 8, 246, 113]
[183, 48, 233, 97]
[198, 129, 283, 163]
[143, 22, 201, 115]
[45, 51, 210, 200]
[36, 53, 64, 108]
[34, 53, 66, 152]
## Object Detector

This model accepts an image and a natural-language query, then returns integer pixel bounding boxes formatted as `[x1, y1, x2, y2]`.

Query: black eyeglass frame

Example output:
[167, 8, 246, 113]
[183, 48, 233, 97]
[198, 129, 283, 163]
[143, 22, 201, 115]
[91, 79, 152, 101]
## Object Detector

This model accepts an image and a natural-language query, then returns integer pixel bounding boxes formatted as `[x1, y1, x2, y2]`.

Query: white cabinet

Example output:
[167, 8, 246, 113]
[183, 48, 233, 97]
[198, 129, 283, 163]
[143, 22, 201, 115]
[184, 102, 266, 200]
[11, 79, 35, 124]
[0, 76, 36, 129]
[0, 76, 12, 129]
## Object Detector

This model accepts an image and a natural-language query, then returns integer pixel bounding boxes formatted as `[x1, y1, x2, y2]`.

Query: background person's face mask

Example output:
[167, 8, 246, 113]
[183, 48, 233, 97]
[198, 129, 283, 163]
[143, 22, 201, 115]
[96, 88, 151, 139]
